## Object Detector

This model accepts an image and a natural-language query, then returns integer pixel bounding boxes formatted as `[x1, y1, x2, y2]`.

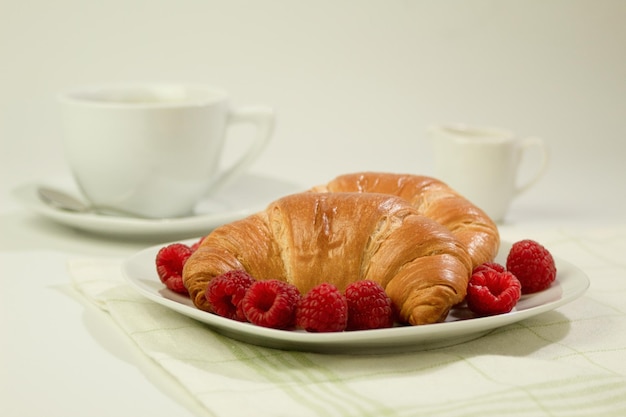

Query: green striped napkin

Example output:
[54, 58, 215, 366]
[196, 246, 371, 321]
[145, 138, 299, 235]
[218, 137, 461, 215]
[70, 226, 626, 417]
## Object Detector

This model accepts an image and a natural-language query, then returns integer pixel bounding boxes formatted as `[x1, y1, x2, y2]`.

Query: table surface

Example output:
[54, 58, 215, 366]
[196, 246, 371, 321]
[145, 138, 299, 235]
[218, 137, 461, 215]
[2, 2, 626, 416]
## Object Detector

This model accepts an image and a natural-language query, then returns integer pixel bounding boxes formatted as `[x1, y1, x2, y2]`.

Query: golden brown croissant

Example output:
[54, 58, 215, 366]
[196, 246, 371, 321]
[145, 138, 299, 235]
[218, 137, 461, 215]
[183, 192, 473, 325]
[311, 172, 500, 269]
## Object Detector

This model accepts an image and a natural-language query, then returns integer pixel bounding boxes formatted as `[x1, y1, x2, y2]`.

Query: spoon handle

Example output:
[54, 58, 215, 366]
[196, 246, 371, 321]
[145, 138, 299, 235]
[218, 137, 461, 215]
[37, 186, 91, 213]
[37, 186, 150, 218]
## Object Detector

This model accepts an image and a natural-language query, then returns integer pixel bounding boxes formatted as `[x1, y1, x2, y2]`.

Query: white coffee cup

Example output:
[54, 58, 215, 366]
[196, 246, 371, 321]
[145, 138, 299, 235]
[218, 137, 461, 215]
[430, 124, 549, 222]
[59, 84, 275, 218]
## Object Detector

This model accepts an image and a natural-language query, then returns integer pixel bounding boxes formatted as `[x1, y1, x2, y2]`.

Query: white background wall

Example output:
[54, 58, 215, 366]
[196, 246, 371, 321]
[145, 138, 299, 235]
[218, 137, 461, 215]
[1, 0, 625, 223]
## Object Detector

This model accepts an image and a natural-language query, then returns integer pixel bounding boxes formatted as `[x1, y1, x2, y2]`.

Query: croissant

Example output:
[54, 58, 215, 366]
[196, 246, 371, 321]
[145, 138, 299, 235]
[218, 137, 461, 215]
[311, 172, 500, 269]
[183, 192, 473, 325]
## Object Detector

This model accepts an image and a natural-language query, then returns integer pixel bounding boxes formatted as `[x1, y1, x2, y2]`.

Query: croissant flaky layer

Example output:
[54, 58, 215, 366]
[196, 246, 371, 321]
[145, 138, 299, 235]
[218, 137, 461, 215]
[183, 192, 473, 325]
[312, 172, 500, 269]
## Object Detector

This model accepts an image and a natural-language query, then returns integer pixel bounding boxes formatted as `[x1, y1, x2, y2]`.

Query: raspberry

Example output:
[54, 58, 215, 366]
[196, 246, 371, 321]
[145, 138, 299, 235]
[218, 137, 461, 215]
[506, 239, 557, 294]
[473, 262, 506, 274]
[466, 269, 521, 316]
[296, 283, 348, 332]
[155, 243, 193, 295]
[345, 280, 394, 330]
[241, 280, 301, 329]
[205, 270, 256, 321]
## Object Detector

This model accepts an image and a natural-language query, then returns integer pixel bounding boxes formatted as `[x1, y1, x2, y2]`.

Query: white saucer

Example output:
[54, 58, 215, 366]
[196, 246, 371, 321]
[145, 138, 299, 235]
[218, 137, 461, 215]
[12, 174, 303, 240]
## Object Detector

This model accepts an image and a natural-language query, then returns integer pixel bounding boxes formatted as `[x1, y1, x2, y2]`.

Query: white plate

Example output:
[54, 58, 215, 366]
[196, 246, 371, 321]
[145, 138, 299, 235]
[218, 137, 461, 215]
[121, 240, 590, 354]
[12, 174, 302, 240]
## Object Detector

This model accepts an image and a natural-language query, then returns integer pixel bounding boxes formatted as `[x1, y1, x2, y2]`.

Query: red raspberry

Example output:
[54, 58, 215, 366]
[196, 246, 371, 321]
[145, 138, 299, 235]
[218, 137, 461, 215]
[296, 283, 348, 332]
[155, 243, 193, 295]
[506, 239, 557, 294]
[205, 270, 256, 321]
[466, 269, 521, 316]
[473, 262, 506, 274]
[345, 280, 394, 330]
[241, 280, 301, 329]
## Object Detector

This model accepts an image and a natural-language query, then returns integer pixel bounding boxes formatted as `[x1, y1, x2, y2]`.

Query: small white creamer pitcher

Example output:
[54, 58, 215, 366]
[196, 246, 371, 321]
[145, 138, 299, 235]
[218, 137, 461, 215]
[430, 124, 549, 222]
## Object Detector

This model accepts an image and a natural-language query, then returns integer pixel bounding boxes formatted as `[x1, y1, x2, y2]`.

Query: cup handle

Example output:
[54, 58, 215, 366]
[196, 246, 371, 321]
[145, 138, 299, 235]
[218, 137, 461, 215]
[207, 106, 275, 194]
[515, 136, 549, 196]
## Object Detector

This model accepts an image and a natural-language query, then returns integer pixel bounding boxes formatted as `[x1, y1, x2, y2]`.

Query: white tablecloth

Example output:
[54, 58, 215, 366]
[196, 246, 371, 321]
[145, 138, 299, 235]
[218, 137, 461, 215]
[67, 225, 626, 417]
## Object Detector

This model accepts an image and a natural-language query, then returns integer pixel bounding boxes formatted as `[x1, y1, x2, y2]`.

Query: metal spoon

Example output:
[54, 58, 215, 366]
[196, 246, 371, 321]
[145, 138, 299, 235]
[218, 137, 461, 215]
[37, 186, 146, 218]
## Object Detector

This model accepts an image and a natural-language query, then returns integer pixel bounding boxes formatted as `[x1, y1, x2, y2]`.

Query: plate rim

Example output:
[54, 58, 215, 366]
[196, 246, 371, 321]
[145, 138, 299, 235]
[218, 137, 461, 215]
[120, 239, 590, 353]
